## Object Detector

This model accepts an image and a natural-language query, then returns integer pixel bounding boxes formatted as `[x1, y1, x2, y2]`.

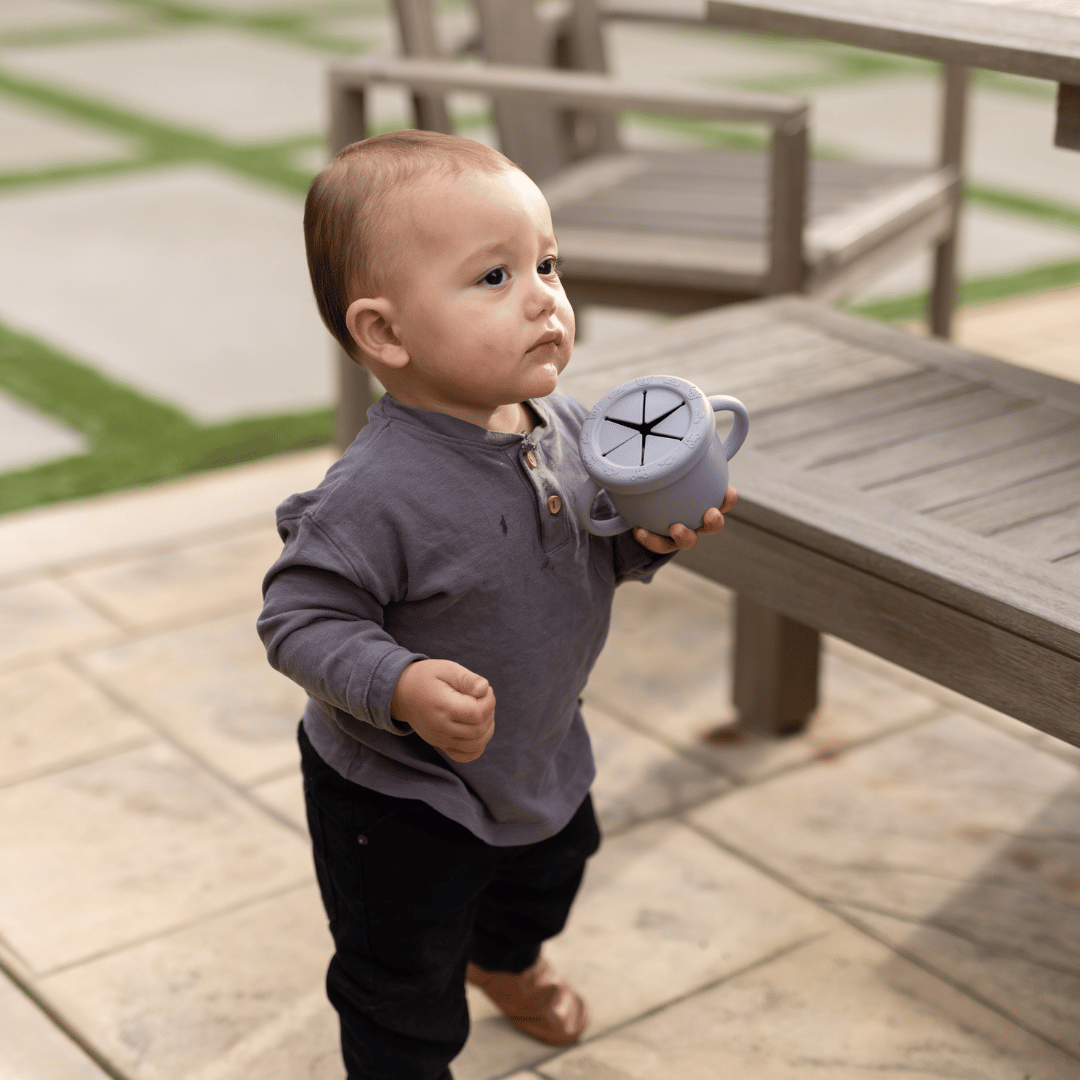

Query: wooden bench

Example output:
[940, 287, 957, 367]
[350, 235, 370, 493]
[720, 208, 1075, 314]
[560, 297, 1080, 747]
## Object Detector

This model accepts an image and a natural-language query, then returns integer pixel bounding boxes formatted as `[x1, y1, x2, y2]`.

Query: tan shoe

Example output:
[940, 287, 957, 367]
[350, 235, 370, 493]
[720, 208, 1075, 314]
[466, 957, 589, 1046]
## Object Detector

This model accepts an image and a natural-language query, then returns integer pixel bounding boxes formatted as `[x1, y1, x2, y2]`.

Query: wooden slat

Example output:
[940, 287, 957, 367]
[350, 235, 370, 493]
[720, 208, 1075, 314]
[553, 226, 767, 286]
[772, 387, 1025, 468]
[877, 426, 1080, 514]
[722, 354, 916, 417]
[770, 296, 1080, 415]
[330, 55, 809, 125]
[993, 503, 1080, 562]
[820, 403, 1079, 491]
[750, 370, 965, 445]
[679, 512, 1080, 744]
[715, 449, 1080, 656]
[706, 0, 1080, 84]
[804, 168, 956, 268]
[931, 462, 1080, 535]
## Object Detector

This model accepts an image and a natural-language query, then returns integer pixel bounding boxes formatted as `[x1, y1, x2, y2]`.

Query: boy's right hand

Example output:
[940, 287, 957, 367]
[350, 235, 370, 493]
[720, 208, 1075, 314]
[391, 659, 496, 763]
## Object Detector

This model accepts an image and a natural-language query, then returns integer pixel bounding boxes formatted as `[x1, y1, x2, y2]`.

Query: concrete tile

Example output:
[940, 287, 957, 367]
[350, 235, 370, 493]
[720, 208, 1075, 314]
[250, 767, 306, 831]
[81, 607, 307, 784]
[542, 927, 1080, 1080]
[0, 741, 311, 973]
[587, 565, 938, 782]
[851, 205, 1080, 304]
[0, 578, 117, 668]
[0, 660, 151, 786]
[690, 712, 1080, 1052]
[0, 167, 331, 422]
[0, 97, 132, 174]
[0, 28, 331, 143]
[955, 285, 1080, 383]
[584, 702, 729, 834]
[37, 885, 339, 1080]
[0, 448, 335, 582]
[551, 820, 831, 1032]
[455, 818, 832, 1078]
[584, 563, 734, 741]
[0, 969, 111, 1080]
[0, 0, 138, 31]
[0, 388, 87, 471]
[66, 527, 284, 627]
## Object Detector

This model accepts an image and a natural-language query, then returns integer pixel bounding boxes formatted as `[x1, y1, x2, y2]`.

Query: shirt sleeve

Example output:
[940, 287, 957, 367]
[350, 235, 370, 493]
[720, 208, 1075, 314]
[611, 530, 676, 584]
[257, 515, 426, 735]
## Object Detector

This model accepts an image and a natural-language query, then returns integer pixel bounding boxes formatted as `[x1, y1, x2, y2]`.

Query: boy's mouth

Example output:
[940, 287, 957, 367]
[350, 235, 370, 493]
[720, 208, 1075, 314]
[528, 330, 563, 353]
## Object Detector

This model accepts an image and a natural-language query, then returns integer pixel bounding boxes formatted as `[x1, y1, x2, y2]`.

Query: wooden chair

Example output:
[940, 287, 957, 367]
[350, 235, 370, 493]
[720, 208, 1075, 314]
[388, 0, 967, 332]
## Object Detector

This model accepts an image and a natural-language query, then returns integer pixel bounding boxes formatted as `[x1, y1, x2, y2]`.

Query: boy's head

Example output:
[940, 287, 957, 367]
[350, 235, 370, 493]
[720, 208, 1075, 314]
[304, 130, 574, 427]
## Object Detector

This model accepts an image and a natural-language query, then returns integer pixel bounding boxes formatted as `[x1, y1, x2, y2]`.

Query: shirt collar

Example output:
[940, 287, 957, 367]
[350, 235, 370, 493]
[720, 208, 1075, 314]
[374, 393, 553, 446]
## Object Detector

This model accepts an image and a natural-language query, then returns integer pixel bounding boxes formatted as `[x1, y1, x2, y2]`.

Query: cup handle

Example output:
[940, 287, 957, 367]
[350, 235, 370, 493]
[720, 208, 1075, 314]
[573, 477, 631, 536]
[707, 395, 750, 460]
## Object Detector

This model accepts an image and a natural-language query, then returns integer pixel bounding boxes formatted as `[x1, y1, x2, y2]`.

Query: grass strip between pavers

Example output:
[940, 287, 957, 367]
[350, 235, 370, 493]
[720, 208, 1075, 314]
[849, 256, 1080, 323]
[0, 320, 332, 516]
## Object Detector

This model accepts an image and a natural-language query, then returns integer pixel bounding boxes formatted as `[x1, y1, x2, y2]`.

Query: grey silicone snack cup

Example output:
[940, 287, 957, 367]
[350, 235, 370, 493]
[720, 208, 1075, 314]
[574, 376, 749, 538]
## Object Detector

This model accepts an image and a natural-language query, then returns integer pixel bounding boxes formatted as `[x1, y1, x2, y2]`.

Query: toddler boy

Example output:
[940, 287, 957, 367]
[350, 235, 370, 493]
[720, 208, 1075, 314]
[258, 128, 734, 1080]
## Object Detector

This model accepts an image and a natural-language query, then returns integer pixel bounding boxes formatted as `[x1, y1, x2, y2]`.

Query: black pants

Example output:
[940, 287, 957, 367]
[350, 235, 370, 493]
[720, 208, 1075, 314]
[299, 724, 601, 1080]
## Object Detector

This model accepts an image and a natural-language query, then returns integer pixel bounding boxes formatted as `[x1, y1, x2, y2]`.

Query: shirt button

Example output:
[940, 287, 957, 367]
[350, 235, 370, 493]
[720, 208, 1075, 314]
[547, 495, 562, 514]
[525, 450, 538, 469]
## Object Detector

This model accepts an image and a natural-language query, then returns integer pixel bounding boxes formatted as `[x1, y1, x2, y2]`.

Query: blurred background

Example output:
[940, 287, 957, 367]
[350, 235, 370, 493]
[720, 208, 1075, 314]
[1, 0, 1078, 517]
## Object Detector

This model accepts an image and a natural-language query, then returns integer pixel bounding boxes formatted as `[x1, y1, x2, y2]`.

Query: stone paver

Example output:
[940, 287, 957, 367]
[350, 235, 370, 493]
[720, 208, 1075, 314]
[0, 28, 335, 143]
[0, 739, 311, 975]
[0, 97, 132, 173]
[0, 388, 87, 472]
[0, 167, 332, 421]
[81, 608, 308, 785]
[0, 577, 118, 668]
[690, 711, 1080, 1055]
[0, 659, 150, 787]
[36, 885, 339, 1080]
[956, 284, 1080, 382]
[542, 928, 1080, 1079]
[0, 969, 112, 1080]
[1, 450, 1079, 1077]
[0, 0, 139, 32]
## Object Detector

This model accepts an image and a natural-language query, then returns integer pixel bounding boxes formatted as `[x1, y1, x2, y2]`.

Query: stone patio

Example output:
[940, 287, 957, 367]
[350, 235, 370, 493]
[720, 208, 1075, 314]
[2, 446, 1080, 1080]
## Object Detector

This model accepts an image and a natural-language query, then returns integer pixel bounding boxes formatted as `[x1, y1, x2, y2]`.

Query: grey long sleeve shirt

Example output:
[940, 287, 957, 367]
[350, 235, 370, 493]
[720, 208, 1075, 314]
[258, 389, 669, 846]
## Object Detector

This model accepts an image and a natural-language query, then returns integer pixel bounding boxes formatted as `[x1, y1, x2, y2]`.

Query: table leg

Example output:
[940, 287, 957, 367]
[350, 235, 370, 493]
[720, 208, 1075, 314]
[733, 594, 820, 735]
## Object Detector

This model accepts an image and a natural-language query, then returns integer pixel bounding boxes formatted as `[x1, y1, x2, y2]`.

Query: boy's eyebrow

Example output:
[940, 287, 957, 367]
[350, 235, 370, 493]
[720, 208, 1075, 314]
[463, 234, 559, 263]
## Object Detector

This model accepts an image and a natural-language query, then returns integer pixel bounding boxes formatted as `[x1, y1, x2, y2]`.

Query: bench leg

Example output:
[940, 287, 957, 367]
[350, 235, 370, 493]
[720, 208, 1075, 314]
[733, 595, 821, 736]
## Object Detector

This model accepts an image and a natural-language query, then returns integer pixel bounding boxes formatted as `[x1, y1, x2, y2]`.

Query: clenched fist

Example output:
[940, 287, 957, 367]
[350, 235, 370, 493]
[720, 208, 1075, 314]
[391, 659, 496, 763]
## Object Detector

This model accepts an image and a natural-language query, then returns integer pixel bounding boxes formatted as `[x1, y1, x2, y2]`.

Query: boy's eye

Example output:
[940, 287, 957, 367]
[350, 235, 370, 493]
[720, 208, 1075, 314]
[539, 257, 562, 276]
[482, 267, 507, 286]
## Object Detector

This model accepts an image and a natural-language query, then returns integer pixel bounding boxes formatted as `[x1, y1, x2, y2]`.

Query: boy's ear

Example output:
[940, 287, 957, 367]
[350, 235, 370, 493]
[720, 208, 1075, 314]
[345, 297, 409, 369]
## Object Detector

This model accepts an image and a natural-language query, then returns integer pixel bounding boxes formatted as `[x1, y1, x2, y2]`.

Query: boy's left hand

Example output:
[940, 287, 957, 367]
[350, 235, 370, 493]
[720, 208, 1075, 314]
[633, 487, 737, 555]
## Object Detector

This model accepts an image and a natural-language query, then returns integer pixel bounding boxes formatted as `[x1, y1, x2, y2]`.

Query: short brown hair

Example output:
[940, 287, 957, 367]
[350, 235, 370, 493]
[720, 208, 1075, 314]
[304, 129, 520, 359]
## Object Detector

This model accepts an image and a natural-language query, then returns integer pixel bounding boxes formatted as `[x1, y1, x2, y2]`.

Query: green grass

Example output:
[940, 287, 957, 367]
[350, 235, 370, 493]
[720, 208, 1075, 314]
[0, 8, 1077, 516]
[0, 321, 332, 516]
[849, 257, 1080, 324]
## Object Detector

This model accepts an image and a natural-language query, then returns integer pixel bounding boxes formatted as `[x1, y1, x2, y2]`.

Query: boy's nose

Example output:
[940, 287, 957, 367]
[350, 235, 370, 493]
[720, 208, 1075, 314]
[527, 277, 559, 318]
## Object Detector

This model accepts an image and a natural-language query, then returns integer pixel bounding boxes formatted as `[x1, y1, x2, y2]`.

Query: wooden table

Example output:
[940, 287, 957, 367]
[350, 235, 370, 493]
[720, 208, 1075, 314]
[560, 297, 1080, 747]
[700, 0, 1080, 150]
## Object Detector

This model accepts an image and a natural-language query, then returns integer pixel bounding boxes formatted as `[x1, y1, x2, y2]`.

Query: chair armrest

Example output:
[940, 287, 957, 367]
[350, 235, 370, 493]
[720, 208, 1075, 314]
[599, 0, 710, 28]
[329, 54, 808, 127]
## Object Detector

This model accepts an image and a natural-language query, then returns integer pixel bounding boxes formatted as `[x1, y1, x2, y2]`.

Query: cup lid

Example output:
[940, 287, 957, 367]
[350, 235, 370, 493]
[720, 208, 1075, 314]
[579, 376, 713, 493]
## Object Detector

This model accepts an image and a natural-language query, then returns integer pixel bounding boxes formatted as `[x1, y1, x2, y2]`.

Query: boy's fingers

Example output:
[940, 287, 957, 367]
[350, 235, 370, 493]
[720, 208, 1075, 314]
[721, 486, 737, 513]
[438, 661, 491, 701]
[666, 523, 699, 550]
